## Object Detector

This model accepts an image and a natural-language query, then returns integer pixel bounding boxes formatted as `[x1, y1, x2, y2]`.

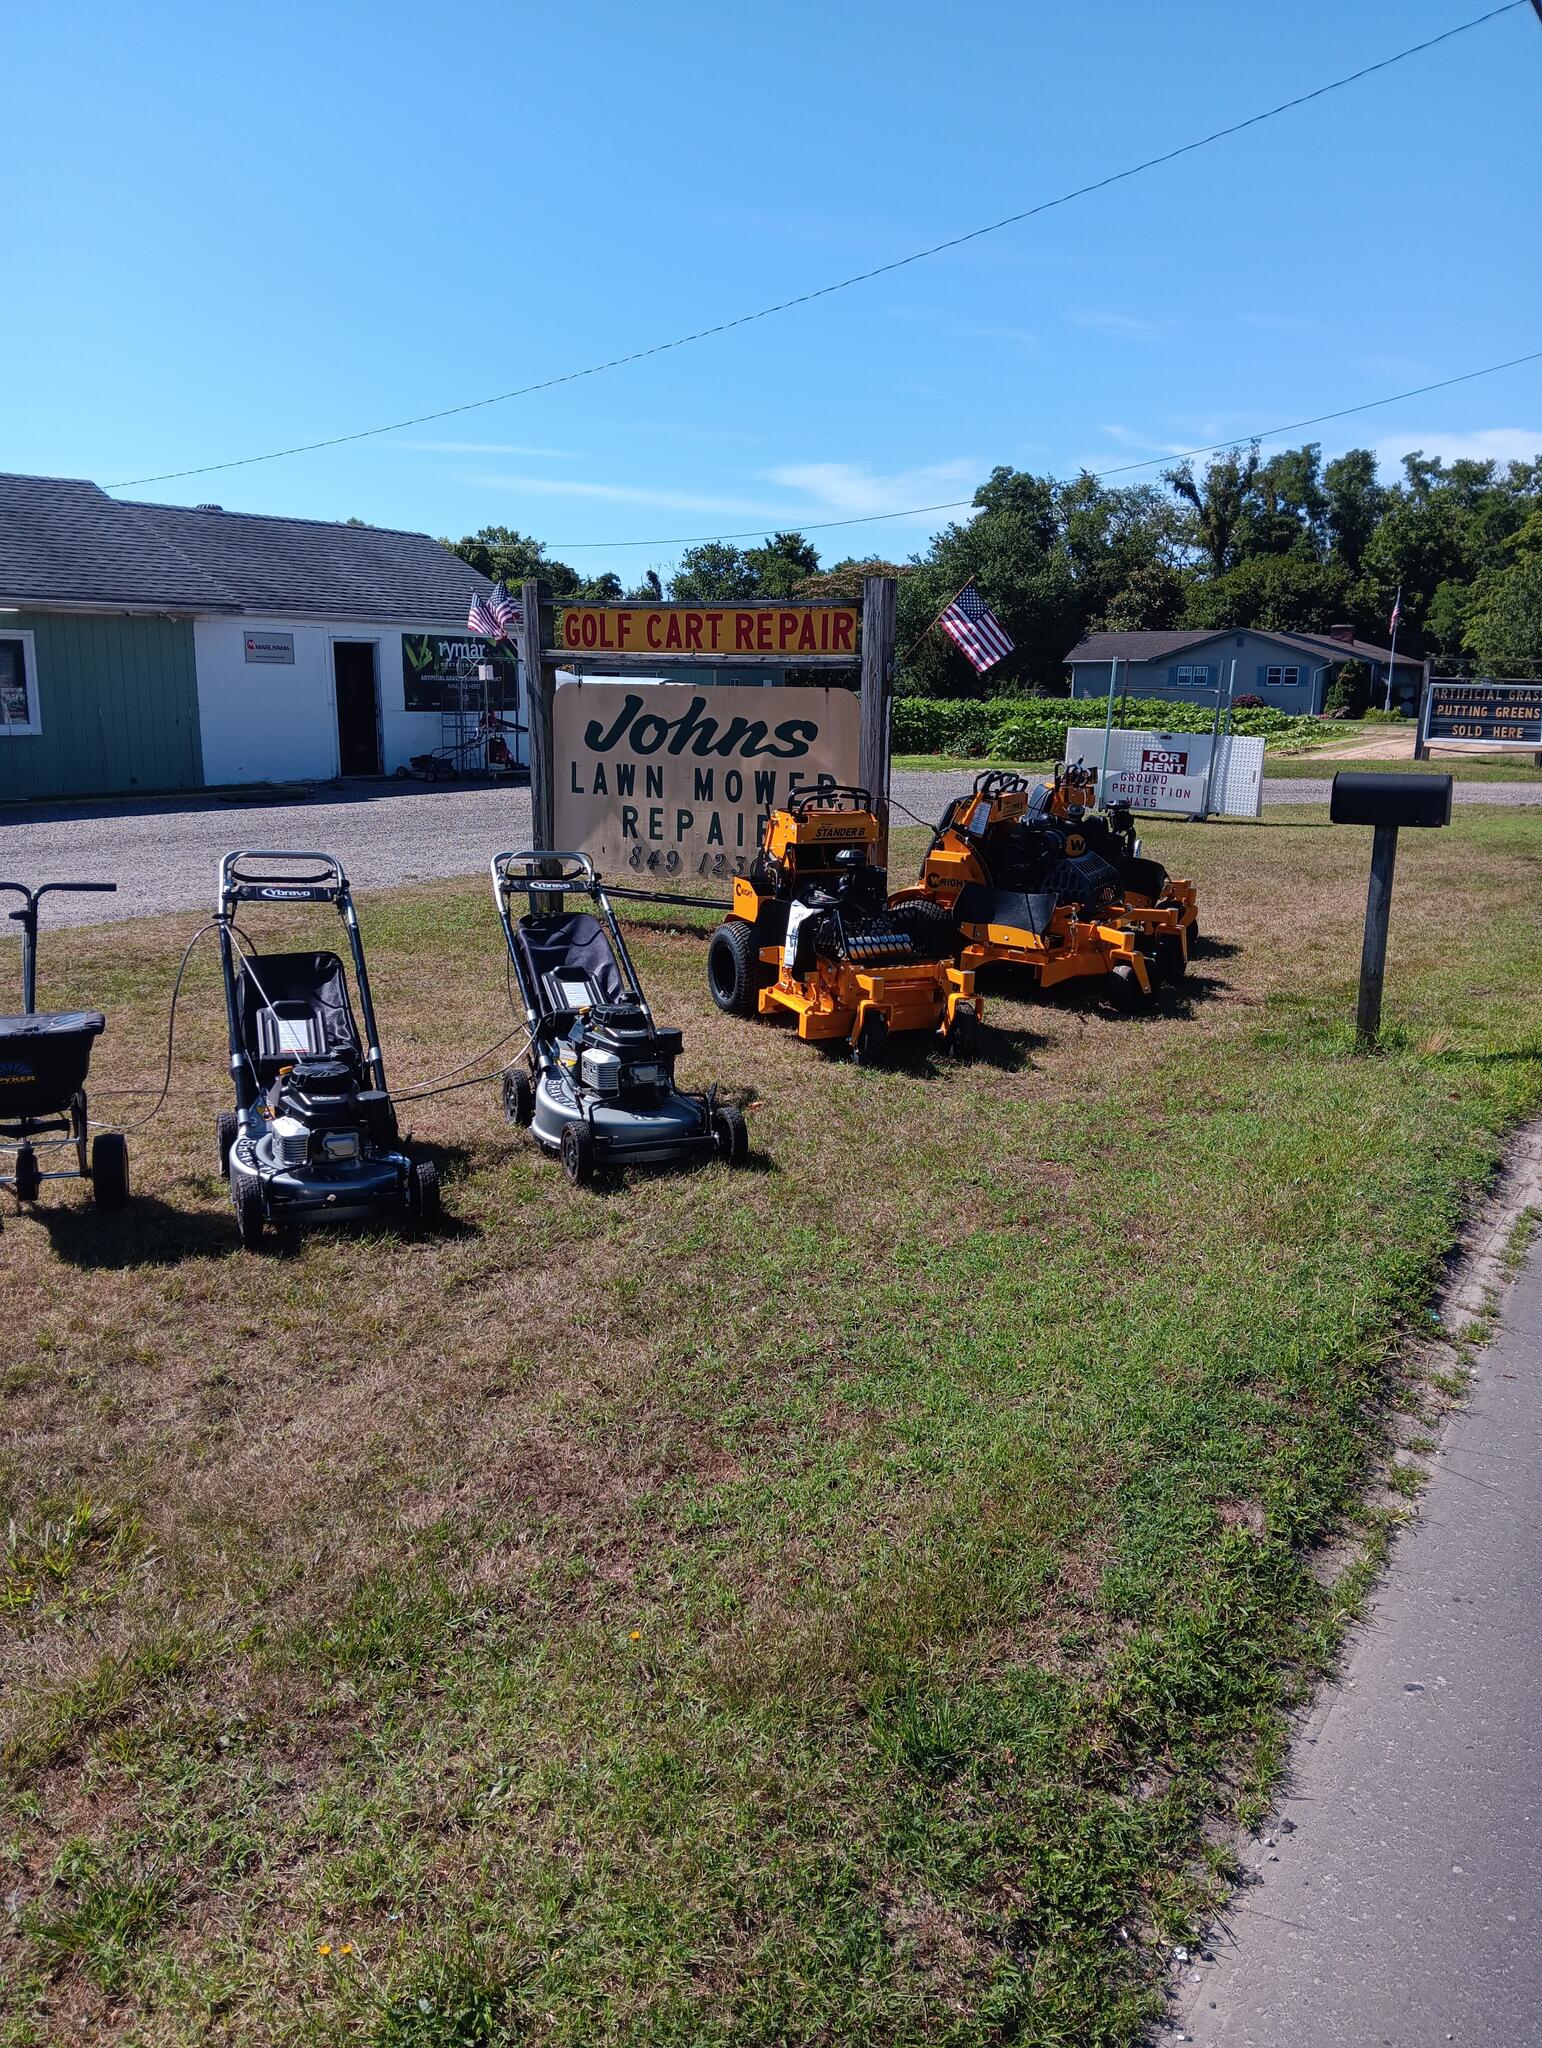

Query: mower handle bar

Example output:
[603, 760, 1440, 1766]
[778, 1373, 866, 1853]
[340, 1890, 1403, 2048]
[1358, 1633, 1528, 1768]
[219, 850, 348, 896]
[491, 849, 597, 892]
[788, 784, 872, 818]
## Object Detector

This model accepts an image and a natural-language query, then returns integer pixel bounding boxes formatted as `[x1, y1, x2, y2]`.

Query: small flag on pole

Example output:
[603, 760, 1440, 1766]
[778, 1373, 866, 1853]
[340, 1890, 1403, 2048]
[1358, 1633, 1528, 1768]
[1388, 586, 1402, 634]
[467, 589, 499, 639]
[937, 582, 1014, 675]
[488, 580, 522, 636]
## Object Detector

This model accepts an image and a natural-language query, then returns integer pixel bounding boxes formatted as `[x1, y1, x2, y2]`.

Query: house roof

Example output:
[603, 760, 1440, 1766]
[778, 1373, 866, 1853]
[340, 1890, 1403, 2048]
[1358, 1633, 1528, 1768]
[1064, 626, 1419, 670]
[0, 471, 492, 623]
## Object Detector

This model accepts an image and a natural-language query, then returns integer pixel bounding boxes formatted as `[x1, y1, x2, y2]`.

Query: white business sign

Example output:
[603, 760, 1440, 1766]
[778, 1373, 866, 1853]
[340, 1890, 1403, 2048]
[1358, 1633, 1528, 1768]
[244, 631, 295, 665]
[1065, 728, 1264, 818]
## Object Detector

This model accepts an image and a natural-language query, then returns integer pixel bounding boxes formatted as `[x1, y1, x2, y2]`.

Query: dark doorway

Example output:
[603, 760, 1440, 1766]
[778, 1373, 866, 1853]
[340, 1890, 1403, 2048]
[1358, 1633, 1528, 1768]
[333, 642, 381, 776]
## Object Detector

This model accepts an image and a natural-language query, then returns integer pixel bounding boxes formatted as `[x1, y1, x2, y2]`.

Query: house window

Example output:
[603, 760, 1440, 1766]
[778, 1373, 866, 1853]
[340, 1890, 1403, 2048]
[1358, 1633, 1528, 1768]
[0, 633, 40, 737]
[1175, 664, 1211, 688]
[1264, 665, 1302, 689]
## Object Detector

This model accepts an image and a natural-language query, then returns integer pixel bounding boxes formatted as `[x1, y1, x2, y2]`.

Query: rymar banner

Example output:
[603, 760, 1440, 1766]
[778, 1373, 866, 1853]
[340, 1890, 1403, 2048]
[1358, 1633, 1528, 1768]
[553, 681, 860, 882]
[401, 631, 518, 713]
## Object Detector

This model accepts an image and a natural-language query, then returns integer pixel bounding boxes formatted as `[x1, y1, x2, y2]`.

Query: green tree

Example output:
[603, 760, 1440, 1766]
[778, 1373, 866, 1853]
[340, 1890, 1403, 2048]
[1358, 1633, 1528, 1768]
[1181, 554, 1350, 633]
[667, 542, 759, 602]
[444, 526, 583, 599]
[1323, 449, 1385, 573]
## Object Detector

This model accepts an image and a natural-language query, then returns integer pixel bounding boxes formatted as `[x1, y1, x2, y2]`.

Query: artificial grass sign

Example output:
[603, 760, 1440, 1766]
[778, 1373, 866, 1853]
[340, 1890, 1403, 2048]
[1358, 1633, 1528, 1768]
[553, 679, 860, 878]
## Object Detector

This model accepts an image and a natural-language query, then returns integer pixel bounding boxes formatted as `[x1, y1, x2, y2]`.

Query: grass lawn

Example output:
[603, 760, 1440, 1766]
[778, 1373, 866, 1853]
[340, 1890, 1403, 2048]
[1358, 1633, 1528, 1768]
[892, 754, 1055, 775]
[1263, 754, 1542, 783]
[4, 810, 1542, 2046]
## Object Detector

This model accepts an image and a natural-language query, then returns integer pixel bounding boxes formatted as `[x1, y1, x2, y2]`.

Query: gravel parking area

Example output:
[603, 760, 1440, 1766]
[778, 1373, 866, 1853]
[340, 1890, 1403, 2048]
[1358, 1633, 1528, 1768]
[4, 770, 1538, 928]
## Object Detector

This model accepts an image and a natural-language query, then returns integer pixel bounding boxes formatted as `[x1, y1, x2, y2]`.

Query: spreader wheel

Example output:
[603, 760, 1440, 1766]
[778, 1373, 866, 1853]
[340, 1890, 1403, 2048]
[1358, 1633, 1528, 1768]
[711, 1102, 749, 1166]
[502, 1067, 535, 1128]
[409, 1158, 442, 1233]
[707, 921, 764, 1017]
[852, 1012, 889, 1066]
[232, 1171, 265, 1250]
[14, 1145, 41, 1205]
[91, 1133, 129, 1211]
[216, 1109, 239, 1175]
[560, 1120, 596, 1187]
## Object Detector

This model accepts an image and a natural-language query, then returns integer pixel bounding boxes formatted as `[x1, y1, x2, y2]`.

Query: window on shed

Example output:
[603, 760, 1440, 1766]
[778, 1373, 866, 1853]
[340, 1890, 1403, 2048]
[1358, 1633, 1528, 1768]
[1175, 664, 1211, 688]
[1264, 665, 1303, 689]
[0, 634, 40, 737]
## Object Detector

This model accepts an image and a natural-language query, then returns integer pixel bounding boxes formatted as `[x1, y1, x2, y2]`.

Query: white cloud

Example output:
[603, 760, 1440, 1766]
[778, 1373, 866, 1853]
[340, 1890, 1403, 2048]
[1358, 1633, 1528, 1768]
[1373, 427, 1542, 471]
[1070, 309, 1175, 340]
[1097, 424, 1196, 456]
[462, 473, 783, 518]
[762, 460, 979, 520]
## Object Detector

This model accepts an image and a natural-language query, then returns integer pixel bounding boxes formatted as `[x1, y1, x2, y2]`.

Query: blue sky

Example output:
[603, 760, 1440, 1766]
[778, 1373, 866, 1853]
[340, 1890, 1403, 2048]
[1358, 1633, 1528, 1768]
[6, 0, 1539, 578]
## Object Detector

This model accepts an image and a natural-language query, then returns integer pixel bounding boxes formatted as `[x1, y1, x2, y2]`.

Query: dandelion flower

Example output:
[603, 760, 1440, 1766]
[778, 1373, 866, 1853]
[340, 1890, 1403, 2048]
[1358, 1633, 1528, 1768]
[629, 1630, 642, 1641]
[317, 1942, 333, 1956]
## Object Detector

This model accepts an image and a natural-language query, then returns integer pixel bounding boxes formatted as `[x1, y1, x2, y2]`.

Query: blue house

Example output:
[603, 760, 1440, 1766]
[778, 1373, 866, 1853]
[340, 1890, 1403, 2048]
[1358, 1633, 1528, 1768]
[1063, 626, 1423, 715]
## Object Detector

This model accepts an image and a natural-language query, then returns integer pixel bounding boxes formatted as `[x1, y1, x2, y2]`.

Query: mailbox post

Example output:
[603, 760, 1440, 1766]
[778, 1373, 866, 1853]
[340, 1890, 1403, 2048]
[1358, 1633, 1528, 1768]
[1328, 772, 1453, 1044]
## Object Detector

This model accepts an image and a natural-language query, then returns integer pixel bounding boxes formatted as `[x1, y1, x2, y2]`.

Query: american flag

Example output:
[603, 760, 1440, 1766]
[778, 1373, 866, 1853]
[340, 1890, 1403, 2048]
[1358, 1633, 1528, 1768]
[1388, 586, 1402, 635]
[489, 580, 522, 636]
[937, 582, 1014, 675]
[467, 589, 500, 639]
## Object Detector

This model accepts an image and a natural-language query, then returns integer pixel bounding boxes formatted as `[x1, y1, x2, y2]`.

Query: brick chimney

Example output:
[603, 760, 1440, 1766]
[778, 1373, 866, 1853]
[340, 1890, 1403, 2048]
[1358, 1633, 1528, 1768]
[1327, 622, 1356, 643]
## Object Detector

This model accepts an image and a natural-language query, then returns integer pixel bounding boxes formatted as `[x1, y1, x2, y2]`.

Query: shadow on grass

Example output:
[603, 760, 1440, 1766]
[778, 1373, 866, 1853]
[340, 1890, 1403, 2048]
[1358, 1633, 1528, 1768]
[16, 1193, 239, 1268]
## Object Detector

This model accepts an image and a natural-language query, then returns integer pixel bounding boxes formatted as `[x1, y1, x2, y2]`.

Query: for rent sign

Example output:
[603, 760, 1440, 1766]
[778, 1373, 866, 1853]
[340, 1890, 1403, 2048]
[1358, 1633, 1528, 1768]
[553, 681, 860, 881]
[558, 605, 858, 661]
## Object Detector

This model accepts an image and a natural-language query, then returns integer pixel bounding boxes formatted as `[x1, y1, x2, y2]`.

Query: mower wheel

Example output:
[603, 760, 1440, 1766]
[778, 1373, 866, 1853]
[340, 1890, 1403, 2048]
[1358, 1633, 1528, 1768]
[707, 920, 764, 1017]
[944, 1007, 980, 1061]
[1104, 962, 1146, 1013]
[502, 1067, 535, 1127]
[216, 1109, 239, 1175]
[852, 1012, 889, 1066]
[1155, 934, 1187, 984]
[91, 1133, 130, 1211]
[232, 1172, 265, 1250]
[14, 1145, 41, 1205]
[711, 1102, 749, 1166]
[409, 1158, 442, 1233]
[560, 1120, 596, 1186]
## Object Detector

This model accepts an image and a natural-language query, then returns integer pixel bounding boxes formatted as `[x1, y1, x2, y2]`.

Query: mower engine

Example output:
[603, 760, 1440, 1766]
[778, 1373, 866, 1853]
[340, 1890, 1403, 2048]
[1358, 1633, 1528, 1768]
[569, 1003, 680, 1099]
[261, 1056, 393, 1168]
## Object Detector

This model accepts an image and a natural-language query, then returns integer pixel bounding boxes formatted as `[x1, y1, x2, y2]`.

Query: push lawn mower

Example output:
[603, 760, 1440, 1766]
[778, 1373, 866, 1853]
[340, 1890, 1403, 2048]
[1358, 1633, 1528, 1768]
[706, 787, 982, 1061]
[492, 849, 749, 1185]
[0, 880, 128, 1211]
[890, 769, 1197, 1009]
[215, 851, 439, 1248]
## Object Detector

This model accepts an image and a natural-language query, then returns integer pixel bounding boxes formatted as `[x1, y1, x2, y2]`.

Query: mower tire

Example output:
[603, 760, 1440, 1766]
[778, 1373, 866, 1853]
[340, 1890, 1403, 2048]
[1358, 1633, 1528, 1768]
[409, 1158, 441, 1233]
[216, 1109, 239, 1175]
[1154, 933, 1187, 985]
[892, 897, 958, 961]
[560, 1120, 596, 1187]
[711, 1102, 749, 1165]
[91, 1133, 129, 1211]
[232, 1172, 265, 1250]
[852, 1012, 889, 1066]
[944, 1007, 980, 1061]
[14, 1144, 41, 1205]
[1104, 962, 1146, 1013]
[502, 1068, 535, 1128]
[707, 920, 765, 1017]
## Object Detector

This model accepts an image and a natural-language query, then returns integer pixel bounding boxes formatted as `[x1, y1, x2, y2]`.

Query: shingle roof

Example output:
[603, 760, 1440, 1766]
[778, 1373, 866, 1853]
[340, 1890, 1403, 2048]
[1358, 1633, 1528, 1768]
[0, 471, 492, 622]
[1064, 626, 1418, 669]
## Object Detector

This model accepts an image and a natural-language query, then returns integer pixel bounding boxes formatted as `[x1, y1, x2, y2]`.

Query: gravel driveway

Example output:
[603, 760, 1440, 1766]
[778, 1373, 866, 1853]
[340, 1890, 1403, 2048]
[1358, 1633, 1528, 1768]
[3, 770, 1538, 927]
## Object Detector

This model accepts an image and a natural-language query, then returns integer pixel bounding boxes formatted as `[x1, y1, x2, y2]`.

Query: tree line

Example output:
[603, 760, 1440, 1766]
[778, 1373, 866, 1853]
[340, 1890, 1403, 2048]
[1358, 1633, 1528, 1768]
[445, 443, 1542, 695]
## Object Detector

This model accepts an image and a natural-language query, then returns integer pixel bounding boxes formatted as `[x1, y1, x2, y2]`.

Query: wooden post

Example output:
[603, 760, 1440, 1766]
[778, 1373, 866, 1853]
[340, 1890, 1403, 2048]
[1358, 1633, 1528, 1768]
[517, 578, 553, 848]
[859, 574, 897, 862]
[1413, 656, 1433, 761]
[1355, 821, 1399, 1045]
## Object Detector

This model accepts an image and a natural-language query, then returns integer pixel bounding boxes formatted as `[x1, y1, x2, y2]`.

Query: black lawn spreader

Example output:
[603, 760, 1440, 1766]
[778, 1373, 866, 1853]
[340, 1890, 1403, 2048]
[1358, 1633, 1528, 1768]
[491, 848, 749, 1185]
[0, 879, 128, 1212]
[215, 851, 439, 1248]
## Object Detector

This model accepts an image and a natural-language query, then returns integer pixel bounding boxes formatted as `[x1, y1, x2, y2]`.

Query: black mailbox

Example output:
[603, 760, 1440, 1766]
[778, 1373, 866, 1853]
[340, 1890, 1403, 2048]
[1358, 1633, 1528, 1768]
[1329, 771, 1453, 829]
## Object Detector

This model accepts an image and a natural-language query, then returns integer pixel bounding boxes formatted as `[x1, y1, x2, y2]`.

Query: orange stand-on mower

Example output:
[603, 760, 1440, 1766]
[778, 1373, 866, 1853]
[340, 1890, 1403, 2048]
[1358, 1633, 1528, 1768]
[891, 769, 1198, 1008]
[706, 787, 982, 1063]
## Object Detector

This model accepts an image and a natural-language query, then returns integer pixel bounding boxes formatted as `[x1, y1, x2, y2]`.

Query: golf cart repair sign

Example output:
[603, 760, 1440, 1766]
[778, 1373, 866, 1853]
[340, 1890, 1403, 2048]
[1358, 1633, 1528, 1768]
[1421, 680, 1542, 747]
[558, 605, 859, 661]
[553, 681, 860, 880]
[1065, 728, 1265, 817]
[401, 632, 518, 713]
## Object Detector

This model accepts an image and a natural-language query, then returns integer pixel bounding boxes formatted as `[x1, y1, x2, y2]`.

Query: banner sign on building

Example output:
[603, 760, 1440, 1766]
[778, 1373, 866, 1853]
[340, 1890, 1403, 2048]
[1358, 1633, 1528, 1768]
[1421, 679, 1542, 748]
[558, 605, 859, 662]
[243, 632, 295, 665]
[553, 681, 860, 879]
[402, 632, 518, 713]
[1065, 728, 1265, 818]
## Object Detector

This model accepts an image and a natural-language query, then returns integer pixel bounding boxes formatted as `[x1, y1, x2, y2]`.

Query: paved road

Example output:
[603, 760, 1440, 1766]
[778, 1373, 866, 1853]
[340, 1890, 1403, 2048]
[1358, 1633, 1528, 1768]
[1168, 1142, 1542, 2048]
[2, 771, 1540, 927]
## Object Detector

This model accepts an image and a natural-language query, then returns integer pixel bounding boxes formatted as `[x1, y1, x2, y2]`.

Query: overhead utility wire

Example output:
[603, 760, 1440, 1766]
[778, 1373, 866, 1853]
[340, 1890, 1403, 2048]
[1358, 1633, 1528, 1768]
[105, 1, 1524, 492]
[545, 347, 1542, 549]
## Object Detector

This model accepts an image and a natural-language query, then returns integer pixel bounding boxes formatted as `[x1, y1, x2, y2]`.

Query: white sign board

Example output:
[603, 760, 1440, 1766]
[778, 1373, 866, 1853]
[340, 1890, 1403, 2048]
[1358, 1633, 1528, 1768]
[554, 680, 861, 884]
[243, 631, 295, 665]
[1065, 728, 1264, 818]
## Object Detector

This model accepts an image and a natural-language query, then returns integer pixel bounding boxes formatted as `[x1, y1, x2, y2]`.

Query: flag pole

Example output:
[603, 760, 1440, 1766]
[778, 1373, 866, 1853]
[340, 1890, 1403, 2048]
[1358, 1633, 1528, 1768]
[1100, 658, 1119, 785]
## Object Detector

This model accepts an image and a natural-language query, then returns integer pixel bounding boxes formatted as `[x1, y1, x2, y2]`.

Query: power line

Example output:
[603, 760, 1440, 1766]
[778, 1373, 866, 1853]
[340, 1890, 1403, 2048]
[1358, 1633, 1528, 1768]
[105, 1, 1525, 493]
[543, 347, 1542, 549]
